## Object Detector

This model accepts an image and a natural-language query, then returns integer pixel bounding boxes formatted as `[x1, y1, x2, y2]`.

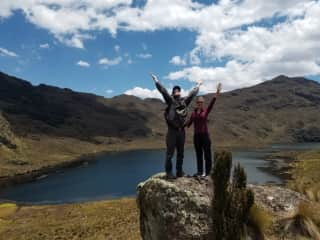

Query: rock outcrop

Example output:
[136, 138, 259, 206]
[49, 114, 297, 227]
[0, 112, 18, 149]
[137, 173, 308, 240]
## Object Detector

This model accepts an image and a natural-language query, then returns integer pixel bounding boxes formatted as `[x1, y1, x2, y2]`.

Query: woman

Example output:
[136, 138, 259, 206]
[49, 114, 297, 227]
[187, 83, 222, 177]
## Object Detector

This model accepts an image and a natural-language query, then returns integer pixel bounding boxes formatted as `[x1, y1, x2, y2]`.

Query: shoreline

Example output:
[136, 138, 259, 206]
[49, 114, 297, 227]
[0, 140, 164, 189]
[0, 140, 311, 195]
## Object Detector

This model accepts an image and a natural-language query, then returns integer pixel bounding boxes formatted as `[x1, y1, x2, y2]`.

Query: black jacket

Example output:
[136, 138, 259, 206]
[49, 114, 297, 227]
[155, 81, 199, 129]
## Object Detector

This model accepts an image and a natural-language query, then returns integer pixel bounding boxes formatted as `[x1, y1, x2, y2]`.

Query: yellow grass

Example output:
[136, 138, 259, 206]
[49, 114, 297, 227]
[0, 198, 141, 240]
[0, 203, 17, 218]
[287, 151, 320, 202]
[249, 204, 273, 234]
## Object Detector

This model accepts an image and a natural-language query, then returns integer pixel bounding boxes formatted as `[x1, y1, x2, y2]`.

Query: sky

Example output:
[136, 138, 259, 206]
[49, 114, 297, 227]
[0, 0, 320, 99]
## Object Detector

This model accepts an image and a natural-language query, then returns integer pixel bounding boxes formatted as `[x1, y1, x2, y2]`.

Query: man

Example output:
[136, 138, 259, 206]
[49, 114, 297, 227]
[151, 73, 201, 178]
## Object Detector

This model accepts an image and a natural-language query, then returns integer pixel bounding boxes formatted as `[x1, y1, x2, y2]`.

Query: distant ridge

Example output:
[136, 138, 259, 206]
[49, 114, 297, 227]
[1, 71, 320, 179]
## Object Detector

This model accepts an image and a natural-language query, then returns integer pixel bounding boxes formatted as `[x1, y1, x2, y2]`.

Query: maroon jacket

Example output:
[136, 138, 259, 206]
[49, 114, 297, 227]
[187, 96, 216, 134]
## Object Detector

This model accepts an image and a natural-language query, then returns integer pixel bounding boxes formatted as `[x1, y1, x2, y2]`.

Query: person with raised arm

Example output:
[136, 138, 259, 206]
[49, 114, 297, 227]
[151, 73, 201, 178]
[187, 83, 222, 177]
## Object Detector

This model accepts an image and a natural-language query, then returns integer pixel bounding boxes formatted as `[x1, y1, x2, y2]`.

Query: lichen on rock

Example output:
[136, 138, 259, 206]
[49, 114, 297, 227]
[137, 174, 309, 240]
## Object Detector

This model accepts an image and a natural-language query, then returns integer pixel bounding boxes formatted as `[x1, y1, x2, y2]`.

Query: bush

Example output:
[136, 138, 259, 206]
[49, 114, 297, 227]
[211, 151, 254, 240]
[249, 204, 272, 235]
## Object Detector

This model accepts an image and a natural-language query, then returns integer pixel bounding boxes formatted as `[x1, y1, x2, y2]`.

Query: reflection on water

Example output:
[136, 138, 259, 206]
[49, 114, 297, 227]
[1, 143, 320, 204]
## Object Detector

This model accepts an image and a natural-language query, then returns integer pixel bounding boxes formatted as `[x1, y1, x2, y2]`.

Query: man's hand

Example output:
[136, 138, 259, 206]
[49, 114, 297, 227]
[196, 80, 203, 88]
[150, 73, 159, 83]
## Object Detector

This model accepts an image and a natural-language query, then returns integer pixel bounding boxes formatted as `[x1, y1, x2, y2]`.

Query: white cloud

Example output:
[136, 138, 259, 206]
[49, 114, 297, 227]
[166, 1, 320, 91]
[1, 0, 320, 90]
[137, 53, 152, 59]
[105, 89, 114, 94]
[142, 43, 148, 51]
[170, 56, 186, 66]
[39, 43, 50, 49]
[114, 45, 120, 52]
[0, 47, 18, 57]
[125, 87, 162, 99]
[98, 56, 122, 66]
[76, 60, 90, 68]
[124, 85, 190, 99]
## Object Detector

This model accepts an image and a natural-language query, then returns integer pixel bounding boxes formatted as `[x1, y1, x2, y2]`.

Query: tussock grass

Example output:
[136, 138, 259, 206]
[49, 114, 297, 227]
[298, 202, 320, 226]
[0, 203, 17, 218]
[288, 151, 320, 203]
[0, 198, 140, 240]
[284, 214, 320, 240]
[249, 204, 273, 235]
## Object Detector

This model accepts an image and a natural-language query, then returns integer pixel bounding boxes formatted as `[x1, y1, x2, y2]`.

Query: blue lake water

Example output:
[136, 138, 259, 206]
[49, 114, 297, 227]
[1, 143, 320, 204]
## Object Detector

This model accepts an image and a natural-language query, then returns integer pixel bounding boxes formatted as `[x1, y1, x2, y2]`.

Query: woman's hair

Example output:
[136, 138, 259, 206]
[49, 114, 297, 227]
[197, 96, 204, 102]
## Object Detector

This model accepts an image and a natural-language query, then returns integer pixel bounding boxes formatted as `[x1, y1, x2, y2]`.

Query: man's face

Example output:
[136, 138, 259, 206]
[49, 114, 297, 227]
[173, 90, 181, 97]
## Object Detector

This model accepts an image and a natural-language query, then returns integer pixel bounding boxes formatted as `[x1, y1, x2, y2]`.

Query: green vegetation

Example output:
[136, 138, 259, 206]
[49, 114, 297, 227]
[2, 72, 320, 185]
[211, 151, 254, 240]
[287, 151, 320, 202]
[0, 198, 140, 240]
[285, 150, 320, 239]
[249, 204, 273, 236]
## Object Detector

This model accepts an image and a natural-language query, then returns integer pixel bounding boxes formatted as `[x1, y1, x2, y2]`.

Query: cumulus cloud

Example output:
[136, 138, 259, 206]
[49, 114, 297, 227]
[170, 56, 187, 66]
[105, 89, 114, 94]
[137, 53, 152, 59]
[124, 85, 191, 99]
[0, 47, 18, 57]
[76, 60, 90, 68]
[1, 0, 320, 90]
[166, 1, 320, 92]
[124, 87, 162, 99]
[114, 45, 120, 52]
[39, 43, 50, 49]
[98, 57, 122, 66]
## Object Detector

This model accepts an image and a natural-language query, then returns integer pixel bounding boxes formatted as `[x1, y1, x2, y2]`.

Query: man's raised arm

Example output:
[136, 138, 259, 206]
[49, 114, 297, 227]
[185, 80, 202, 106]
[151, 74, 172, 104]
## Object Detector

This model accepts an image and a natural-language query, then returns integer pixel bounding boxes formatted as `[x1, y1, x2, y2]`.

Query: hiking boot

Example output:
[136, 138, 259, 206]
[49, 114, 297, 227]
[176, 171, 185, 178]
[166, 172, 175, 179]
[193, 172, 203, 177]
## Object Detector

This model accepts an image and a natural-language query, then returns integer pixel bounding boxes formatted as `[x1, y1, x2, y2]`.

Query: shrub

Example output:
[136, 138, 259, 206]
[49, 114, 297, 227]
[249, 204, 272, 235]
[211, 151, 254, 240]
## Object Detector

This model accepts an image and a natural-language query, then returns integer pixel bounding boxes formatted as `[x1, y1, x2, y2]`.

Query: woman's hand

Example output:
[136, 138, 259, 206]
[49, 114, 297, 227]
[216, 83, 222, 94]
[214, 83, 222, 98]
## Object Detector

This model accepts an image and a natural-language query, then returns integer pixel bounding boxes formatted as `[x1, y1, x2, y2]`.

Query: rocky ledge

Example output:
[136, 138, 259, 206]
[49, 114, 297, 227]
[137, 173, 309, 240]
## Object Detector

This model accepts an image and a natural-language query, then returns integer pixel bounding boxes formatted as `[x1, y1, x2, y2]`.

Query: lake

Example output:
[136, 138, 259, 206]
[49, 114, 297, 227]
[1, 143, 320, 204]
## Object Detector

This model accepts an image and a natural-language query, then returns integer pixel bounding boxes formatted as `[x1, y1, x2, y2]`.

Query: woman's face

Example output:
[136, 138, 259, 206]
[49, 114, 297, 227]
[197, 98, 204, 108]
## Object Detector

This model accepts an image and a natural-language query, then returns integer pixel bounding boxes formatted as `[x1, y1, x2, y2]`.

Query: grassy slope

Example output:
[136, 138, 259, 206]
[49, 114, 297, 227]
[1, 151, 320, 240]
[287, 151, 320, 202]
[0, 199, 140, 240]
[2, 73, 320, 182]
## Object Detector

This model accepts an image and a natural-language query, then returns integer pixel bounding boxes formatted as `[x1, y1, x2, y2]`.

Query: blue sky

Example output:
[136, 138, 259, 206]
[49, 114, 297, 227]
[0, 1, 320, 98]
[0, 11, 198, 97]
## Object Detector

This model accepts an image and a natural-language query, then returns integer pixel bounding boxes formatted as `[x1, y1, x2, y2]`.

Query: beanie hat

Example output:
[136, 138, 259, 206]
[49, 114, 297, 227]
[172, 85, 181, 94]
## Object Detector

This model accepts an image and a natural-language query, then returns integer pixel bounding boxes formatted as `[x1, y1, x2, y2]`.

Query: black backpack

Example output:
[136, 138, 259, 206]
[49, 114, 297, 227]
[164, 100, 187, 128]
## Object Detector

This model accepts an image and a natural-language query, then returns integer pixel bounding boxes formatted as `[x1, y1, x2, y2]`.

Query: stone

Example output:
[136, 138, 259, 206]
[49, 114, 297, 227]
[137, 173, 308, 240]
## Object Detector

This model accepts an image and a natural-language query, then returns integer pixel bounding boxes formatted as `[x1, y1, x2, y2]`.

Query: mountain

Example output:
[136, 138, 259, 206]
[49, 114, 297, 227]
[0, 72, 320, 180]
[0, 72, 153, 141]
[207, 75, 320, 145]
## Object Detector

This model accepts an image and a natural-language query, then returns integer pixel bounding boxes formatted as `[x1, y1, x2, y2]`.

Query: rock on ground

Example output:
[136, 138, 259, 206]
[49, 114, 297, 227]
[137, 173, 308, 240]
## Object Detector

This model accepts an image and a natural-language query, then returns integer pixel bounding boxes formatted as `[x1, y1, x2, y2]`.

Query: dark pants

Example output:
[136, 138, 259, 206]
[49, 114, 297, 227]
[194, 133, 212, 175]
[165, 127, 185, 174]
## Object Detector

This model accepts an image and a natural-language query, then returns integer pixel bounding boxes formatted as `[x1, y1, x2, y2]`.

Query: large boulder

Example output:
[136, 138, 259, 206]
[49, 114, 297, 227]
[137, 173, 308, 240]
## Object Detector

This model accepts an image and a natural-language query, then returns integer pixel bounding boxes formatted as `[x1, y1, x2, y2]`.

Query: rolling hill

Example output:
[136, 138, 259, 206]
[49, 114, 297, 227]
[0, 72, 320, 181]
